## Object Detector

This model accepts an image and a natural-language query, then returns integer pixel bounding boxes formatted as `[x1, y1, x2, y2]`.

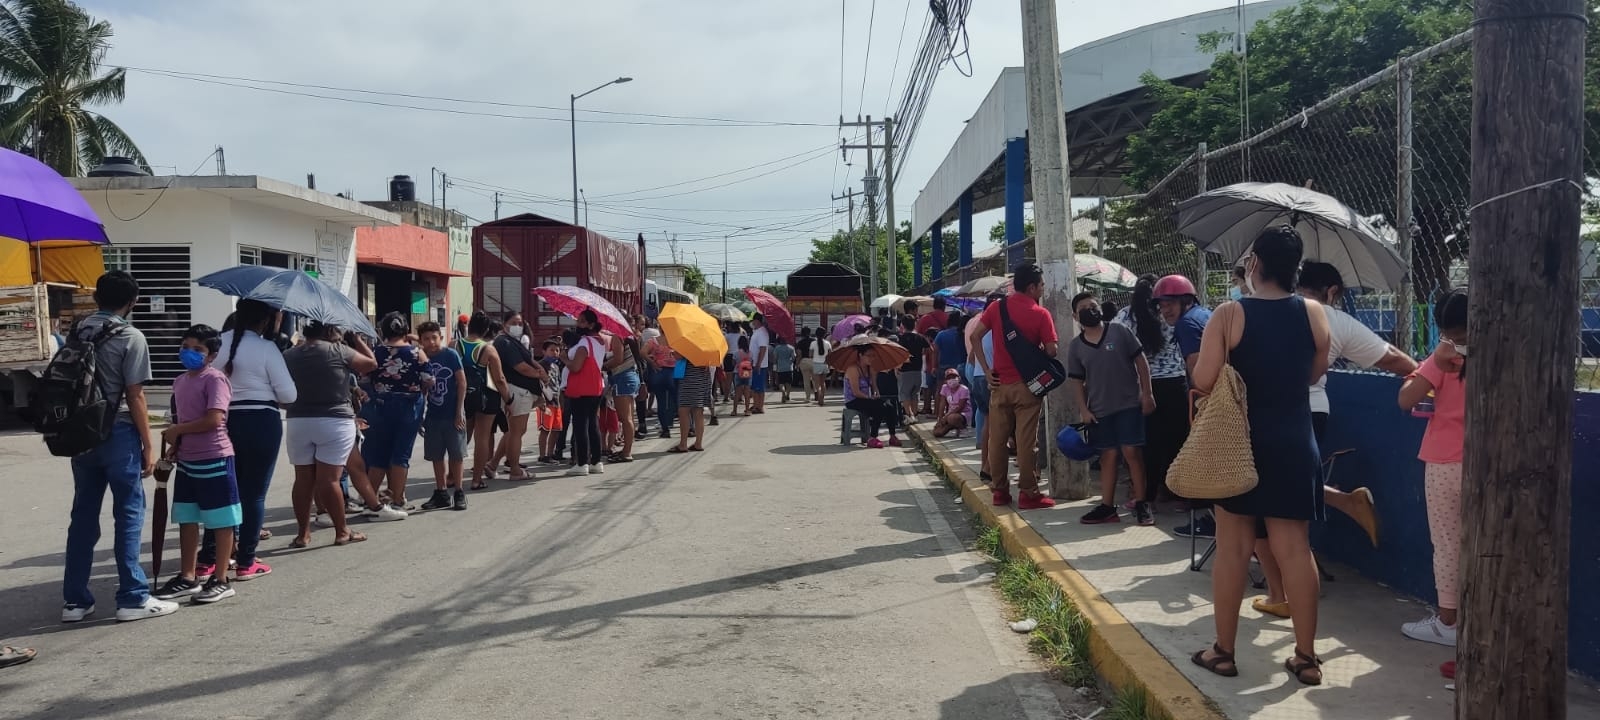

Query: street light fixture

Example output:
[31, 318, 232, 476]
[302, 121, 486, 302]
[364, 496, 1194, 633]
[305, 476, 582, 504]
[571, 76, 633, 227]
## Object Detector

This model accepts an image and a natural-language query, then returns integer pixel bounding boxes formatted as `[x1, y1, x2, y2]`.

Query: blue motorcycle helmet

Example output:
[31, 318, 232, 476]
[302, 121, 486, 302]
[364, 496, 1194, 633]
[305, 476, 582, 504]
[1056, 423, 1096, 462]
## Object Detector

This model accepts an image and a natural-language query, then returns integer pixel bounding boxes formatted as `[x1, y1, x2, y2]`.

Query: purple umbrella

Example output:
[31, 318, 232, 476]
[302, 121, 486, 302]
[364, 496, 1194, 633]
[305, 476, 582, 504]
[831, 314, 871, 343]
[0, 148, 108, 246]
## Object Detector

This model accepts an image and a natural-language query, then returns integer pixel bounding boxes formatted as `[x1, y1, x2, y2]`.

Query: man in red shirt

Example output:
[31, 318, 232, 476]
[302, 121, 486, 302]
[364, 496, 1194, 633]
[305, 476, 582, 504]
[915, 296, 949, 335]
[968, 263, 1059, 509]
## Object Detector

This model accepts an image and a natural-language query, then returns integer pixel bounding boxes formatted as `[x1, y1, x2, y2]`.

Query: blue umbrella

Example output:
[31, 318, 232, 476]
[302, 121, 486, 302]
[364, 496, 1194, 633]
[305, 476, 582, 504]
[195, 265, 376, 337]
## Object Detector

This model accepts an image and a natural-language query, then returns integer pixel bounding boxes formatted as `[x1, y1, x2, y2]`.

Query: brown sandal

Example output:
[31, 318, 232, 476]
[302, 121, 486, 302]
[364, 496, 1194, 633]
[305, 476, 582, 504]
[1285, 648, 1323, 685]
[1191, 643, 1239, 677]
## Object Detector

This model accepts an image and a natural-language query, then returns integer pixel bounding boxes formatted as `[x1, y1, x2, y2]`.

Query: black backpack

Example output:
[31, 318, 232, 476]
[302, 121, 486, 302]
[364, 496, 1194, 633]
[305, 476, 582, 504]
[34, 318, 127, 457]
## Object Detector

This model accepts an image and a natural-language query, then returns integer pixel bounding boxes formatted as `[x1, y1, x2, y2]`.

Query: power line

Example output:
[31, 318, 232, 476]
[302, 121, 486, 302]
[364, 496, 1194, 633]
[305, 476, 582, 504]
[590, 141, 842, 199]
[883, 0, 922, 118]
[128, 68, 831, 128]
[856, 0, 879, 118]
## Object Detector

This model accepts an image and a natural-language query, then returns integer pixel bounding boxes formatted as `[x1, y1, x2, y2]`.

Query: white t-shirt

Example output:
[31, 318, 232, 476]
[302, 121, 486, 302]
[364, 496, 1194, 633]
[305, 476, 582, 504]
[750, 327, 770, 367]
[812, 337, 832, 367]
[724, 331, 741, 357]
[1310, 305, 1392, 414]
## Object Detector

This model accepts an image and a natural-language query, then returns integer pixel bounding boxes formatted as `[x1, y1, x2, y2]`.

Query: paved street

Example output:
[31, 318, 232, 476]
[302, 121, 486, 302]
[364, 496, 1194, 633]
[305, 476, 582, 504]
[0, 404, 1090, 720]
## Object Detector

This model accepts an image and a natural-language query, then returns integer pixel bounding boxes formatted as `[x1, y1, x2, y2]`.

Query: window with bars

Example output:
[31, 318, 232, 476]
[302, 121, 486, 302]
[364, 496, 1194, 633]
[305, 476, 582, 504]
[239, 245, 316, 272]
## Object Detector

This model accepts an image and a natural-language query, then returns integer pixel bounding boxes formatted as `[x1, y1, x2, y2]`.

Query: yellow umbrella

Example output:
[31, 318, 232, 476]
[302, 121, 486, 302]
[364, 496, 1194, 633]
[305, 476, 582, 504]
[659, 302, 729, 368]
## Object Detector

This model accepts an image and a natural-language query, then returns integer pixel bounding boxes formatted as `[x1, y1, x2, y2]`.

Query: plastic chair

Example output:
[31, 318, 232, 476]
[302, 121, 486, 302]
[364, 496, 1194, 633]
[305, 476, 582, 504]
[840, 408, 868, 445]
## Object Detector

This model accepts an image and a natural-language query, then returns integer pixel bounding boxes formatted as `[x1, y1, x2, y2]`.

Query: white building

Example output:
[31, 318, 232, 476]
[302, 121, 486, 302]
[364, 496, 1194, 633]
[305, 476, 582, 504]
[72, 175, 399, 383]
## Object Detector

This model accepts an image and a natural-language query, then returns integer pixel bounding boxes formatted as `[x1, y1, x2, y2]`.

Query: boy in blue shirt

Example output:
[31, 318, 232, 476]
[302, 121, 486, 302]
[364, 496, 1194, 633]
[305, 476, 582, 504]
[417, 322, 468, 511]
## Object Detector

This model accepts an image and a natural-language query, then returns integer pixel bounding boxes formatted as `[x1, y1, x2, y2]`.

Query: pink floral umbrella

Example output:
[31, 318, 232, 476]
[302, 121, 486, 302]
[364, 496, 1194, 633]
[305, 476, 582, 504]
[742, 287, 795, 342]
[533, 285, 634, 337]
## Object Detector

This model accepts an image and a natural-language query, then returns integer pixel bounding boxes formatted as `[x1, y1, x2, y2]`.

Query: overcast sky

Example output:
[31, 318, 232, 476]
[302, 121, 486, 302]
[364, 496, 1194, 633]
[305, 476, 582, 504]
[79, 0, 1217, 288]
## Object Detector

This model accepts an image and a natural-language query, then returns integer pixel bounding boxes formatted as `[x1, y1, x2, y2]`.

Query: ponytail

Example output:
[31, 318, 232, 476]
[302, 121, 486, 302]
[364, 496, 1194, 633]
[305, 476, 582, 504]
[225, 328, 246, 376]
[226, 299, 278, 376]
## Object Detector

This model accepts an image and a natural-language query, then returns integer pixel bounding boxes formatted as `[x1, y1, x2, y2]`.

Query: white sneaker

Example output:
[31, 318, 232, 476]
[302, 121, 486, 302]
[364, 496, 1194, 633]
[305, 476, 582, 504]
[566, 465, 588, 477]
[1402, 614, 1457, 647]
[115, 598, 179, 622]
[366, 504, 408, 522]
[313, 513, 336, 528]
[589, 462, 604, 475]
[61, 603, 95, 623]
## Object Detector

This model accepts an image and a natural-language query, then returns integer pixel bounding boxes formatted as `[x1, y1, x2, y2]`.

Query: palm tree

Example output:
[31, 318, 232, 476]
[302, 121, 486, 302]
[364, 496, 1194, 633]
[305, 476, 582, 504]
[0, 0, 146, 177]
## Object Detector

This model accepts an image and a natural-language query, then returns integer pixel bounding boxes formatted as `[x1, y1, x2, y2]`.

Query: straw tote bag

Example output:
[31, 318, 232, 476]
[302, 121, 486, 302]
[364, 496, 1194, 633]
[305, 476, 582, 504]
[1167, 311, 1258, 499]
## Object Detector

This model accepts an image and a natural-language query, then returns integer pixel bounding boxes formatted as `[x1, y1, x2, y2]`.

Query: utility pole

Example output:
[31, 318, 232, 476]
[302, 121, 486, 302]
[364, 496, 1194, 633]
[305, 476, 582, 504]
[440, 173, 448, 214]
[722, 233, 729, 304]
[1020, 0, 1090, 499]
[1461, 1, 1583, 716]
[215, 146, 225, 175]
[842, 116, 897, 297]
[493, 192, 501, 221]
[833, 188, 859, 268]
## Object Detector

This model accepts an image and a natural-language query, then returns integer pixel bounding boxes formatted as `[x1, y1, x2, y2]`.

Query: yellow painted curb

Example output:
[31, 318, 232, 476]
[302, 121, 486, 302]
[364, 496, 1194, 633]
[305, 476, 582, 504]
[909, 423, 1226, 720]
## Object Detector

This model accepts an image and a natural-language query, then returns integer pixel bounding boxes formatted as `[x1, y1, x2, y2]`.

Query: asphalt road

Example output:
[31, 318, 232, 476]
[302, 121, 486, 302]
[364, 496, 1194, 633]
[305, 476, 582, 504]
[0, 402, 1090, 720]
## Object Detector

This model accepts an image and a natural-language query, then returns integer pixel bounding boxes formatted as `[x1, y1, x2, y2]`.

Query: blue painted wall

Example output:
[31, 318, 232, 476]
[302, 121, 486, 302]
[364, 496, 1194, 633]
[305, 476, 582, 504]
[1316, 372, 1599, 678]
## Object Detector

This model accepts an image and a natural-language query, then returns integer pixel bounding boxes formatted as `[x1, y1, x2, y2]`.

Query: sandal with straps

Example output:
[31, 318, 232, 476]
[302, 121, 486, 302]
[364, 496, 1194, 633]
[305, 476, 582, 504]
[1285, 648, 1323, 686]
[1191, 642, 1238, 677]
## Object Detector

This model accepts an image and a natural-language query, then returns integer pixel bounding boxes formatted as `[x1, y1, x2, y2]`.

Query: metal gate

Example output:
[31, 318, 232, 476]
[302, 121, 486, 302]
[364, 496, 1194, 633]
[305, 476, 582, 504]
[103, 245, 193, 384]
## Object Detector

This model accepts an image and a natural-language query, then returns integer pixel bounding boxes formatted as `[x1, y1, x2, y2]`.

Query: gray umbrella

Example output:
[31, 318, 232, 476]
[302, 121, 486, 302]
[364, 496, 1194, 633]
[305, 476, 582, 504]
[1174, 182, 1406, 291]
[195, 265, 377, 336]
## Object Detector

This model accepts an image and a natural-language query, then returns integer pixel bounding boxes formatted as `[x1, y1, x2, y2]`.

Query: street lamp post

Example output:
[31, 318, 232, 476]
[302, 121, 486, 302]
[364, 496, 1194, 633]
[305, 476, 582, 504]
[571, 76, 633, 227]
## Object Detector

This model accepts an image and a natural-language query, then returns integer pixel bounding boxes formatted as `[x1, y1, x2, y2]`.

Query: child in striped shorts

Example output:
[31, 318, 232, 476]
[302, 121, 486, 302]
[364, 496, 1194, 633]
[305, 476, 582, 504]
[154, 325, 243, 605]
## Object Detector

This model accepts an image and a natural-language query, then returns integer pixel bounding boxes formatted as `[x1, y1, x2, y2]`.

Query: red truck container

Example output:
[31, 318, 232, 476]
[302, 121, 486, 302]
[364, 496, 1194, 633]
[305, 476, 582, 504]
[472, 213, 644, 335]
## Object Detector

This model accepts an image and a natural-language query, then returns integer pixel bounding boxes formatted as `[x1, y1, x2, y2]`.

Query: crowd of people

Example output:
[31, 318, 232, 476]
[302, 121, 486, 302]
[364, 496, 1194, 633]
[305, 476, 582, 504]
[44, 274, 839, 633]
[899, 228, 1466, 688]
[18, 229, 1470, 690]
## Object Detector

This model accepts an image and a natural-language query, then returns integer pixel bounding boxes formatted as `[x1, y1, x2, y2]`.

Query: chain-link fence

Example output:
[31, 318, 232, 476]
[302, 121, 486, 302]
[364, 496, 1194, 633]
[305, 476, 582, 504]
[1100, 29, 1600, 387]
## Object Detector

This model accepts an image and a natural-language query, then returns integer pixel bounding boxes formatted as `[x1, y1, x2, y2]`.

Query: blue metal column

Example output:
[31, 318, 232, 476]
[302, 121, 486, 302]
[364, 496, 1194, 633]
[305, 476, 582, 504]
[914, 237, 925, 288]
[958, 191, 974, 271]
[1005, 137, 1027, 269]
[930, 220, 944, 285]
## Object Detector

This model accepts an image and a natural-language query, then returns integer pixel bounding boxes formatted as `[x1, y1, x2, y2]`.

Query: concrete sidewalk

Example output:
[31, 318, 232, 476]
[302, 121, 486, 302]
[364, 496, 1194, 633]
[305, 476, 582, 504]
[913, 424, 1600, 720]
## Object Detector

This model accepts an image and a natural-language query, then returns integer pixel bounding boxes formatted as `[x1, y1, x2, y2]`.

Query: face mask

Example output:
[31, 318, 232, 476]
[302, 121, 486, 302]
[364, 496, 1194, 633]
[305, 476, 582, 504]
[1077, 308, 1102, 328]
[507, 325, 524, 338]
[179, 348, 207, 371]
[1228, 287, 1243, 301]
[946, 378, 960, 389]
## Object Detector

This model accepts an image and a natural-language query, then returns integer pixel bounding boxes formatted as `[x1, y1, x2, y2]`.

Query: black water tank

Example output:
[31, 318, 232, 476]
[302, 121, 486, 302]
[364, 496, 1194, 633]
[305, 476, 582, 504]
[389, 175, 416, 202]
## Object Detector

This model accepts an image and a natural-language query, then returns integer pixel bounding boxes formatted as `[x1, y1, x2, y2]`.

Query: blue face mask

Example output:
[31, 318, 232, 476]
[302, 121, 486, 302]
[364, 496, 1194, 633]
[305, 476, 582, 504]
[179, 348, 208, 371]
[1227, 287, 1244, 301]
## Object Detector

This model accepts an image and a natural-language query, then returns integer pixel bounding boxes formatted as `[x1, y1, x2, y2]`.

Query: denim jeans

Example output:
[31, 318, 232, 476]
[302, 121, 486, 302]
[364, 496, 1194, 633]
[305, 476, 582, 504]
[201, 407, 281, 567]
[650, 368, 679, 432]
[64, 421, 150, 609]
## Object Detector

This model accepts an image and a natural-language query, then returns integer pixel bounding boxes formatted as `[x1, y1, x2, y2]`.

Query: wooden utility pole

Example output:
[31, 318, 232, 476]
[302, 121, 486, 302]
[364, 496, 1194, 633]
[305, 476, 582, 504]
[1461, 1, 1584, 717]
[1019, 0, 1089, 498]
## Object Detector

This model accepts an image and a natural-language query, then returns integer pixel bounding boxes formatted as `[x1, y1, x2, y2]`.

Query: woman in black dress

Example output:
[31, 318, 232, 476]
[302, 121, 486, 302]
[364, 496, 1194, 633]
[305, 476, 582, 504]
[1189, 226, 1332, 685]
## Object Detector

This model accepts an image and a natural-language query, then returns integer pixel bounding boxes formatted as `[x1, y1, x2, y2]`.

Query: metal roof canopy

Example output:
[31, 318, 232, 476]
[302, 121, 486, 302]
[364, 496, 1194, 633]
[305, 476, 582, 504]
[909, 0, 1297, 239]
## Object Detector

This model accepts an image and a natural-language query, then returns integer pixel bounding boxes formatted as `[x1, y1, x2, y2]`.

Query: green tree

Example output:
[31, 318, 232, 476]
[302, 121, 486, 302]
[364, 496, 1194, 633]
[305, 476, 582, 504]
[1123, 0, 1600, 298]
[0, 0, 147, 177]
[682, 264, 706, 298]
[806, 221, 922, 297]
[757, 284, 787, 300]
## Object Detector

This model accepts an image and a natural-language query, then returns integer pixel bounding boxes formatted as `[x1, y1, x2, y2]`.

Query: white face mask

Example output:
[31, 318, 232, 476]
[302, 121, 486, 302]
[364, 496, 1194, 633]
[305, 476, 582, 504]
[507, 325, 524, 338]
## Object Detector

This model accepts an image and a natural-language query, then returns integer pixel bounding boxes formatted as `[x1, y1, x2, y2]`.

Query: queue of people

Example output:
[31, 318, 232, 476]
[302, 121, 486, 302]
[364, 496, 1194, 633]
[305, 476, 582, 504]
[891, 227, 1466, 688]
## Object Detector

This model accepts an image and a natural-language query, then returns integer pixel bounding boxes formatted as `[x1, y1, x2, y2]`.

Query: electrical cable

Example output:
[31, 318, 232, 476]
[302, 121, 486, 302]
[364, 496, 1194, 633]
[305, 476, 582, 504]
[128, 68, 831, 128]
[103, 147, 222, 222]
[857, 0, 879, 118]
